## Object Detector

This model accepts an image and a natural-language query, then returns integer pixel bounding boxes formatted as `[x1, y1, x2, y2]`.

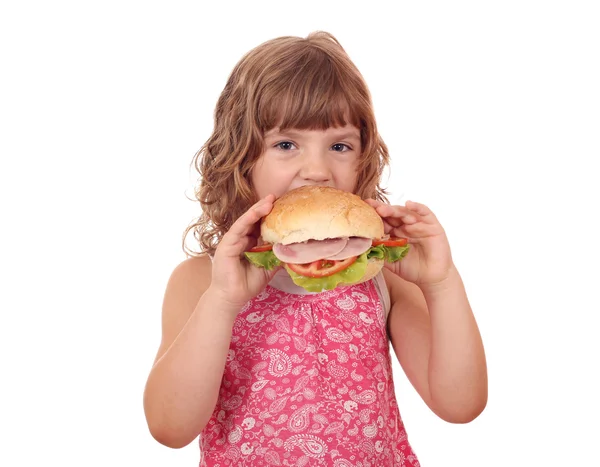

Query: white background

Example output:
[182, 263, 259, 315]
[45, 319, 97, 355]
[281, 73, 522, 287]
[1, 1, 599, 466]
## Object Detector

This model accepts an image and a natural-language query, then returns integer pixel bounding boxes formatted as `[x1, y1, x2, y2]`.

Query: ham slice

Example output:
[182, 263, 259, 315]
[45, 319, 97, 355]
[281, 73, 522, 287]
[326, 237, 373, 260]
[273, 238, 348, 264]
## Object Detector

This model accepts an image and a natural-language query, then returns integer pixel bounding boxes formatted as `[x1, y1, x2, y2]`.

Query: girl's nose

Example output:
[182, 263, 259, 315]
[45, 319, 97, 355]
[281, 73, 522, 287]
[299, 151, 331, 183]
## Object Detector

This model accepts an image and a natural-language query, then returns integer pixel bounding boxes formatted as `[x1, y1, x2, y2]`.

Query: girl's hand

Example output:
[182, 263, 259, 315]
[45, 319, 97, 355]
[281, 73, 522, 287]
[365, 199, 454, 287]
[209, 194, 281, 312]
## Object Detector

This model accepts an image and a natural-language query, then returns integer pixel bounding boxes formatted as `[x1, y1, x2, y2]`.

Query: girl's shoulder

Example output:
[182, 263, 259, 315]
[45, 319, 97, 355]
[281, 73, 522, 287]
[152, 254, 213, 364]
[166, 254, 212, 296]
[162, 254, 213, 323]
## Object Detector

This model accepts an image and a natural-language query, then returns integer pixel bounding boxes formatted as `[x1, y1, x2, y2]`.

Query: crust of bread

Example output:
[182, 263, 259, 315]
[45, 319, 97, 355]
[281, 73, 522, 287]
[261, 186, 384, 245]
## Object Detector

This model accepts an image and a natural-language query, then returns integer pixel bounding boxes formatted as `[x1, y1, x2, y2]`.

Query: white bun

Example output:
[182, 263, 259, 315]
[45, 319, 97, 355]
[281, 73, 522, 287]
[261, 186, 384, 245]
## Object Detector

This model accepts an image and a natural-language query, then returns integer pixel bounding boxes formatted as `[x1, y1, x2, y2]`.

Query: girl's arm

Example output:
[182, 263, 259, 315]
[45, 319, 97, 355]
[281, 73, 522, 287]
[365, 198, 487, 422]
[144, 195, 280, 448]
[143, 256, 239, 448]
[384, 267, 488, 423]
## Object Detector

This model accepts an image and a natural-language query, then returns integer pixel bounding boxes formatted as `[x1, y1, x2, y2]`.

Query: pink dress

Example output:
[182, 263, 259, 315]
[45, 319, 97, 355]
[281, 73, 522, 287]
[199, 272, 420, 466]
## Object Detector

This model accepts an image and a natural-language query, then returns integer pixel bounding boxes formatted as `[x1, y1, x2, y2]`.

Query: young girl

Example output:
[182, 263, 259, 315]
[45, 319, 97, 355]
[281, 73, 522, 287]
[143, 31, 487, 466]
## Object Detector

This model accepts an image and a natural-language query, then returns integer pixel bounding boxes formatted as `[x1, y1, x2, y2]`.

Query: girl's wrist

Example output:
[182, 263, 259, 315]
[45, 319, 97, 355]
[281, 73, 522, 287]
[418, 264, 461, 298]
[201, 286, 244, 321]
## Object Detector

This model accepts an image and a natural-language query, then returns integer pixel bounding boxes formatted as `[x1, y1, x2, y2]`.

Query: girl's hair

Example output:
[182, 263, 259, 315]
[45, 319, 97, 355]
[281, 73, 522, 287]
[183, 31, 391, 257]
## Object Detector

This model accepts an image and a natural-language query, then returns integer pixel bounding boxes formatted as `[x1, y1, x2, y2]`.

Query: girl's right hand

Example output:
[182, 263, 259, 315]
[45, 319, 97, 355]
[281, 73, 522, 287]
[208, 194, 281, 314]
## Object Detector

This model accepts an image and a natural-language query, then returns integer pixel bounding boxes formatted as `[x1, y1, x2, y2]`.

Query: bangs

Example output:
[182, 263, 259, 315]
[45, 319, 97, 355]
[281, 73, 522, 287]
[258, 87, 361, 132]
[255, 50, 368, 132]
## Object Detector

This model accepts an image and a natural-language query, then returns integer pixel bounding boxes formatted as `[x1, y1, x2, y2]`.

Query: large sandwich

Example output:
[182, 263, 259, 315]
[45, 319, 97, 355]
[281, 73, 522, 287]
[244, 186, 410, 292]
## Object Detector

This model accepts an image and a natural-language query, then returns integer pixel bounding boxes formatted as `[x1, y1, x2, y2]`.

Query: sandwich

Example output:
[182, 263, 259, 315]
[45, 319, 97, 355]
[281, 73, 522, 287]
[244, 185, 410, 292]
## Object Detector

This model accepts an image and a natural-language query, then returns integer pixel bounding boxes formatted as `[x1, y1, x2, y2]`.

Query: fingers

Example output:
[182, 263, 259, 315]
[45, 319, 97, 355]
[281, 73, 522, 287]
[367, 200, 417, 228]
[220, 194, 276, 252]
[367, 198, 436, 225]
[366, 197, 442, 241]
[364, 198, 383, 209]
[229, 194, 275, 235]
[406, 200, 436, 220]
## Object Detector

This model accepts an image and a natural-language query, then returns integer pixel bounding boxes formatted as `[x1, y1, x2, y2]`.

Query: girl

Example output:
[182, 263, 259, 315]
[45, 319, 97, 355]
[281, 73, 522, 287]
[143, 31, 487, 466]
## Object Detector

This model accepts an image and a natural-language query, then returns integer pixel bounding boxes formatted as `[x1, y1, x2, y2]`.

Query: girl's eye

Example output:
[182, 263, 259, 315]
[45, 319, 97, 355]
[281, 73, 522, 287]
[331, 143, 350, 152]
[275, 141, 296, 151]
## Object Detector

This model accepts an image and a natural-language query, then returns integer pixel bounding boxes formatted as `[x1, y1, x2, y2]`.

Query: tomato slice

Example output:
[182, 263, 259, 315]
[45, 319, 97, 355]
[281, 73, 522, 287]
[372, 237, 408, 247]
[247, 243, 273, 253]
[286, 256, 358, 278]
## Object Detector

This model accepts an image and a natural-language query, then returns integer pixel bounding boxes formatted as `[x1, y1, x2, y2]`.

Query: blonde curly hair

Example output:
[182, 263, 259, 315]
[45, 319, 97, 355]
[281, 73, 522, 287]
[183, 31, 391, 257]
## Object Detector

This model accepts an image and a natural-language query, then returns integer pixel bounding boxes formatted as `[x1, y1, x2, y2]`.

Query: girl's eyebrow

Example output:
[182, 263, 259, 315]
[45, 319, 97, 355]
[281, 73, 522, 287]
[263, 129, 283, 138]
[332, 131, 361, 141]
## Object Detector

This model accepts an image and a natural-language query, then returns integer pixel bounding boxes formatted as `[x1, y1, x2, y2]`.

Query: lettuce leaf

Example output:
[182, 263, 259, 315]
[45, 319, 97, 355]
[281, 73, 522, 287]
[368, 244, 411, 262]
[244, 250, 281, 270]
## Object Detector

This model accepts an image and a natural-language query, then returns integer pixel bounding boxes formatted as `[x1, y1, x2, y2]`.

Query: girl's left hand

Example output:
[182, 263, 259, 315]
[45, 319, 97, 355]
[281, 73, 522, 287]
[365, 199, 455, 287]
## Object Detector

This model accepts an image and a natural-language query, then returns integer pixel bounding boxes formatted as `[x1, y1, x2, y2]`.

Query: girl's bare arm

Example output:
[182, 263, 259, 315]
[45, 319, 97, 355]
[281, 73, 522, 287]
[143, 195, 279, 448]
[385, 268, 487, 423]
[143, 256, 239, 448]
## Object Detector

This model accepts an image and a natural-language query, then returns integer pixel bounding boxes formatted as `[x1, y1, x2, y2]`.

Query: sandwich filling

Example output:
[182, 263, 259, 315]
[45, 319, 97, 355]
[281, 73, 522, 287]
[245, 237, 409, 292]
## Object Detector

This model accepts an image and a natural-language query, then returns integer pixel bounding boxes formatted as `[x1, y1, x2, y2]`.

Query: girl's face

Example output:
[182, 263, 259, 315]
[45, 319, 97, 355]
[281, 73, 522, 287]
[251, 125, 361, 200]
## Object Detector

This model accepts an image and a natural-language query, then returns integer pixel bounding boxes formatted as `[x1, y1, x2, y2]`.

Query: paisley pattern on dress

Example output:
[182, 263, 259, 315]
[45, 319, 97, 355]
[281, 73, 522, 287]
[199, 280, 420, 466]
